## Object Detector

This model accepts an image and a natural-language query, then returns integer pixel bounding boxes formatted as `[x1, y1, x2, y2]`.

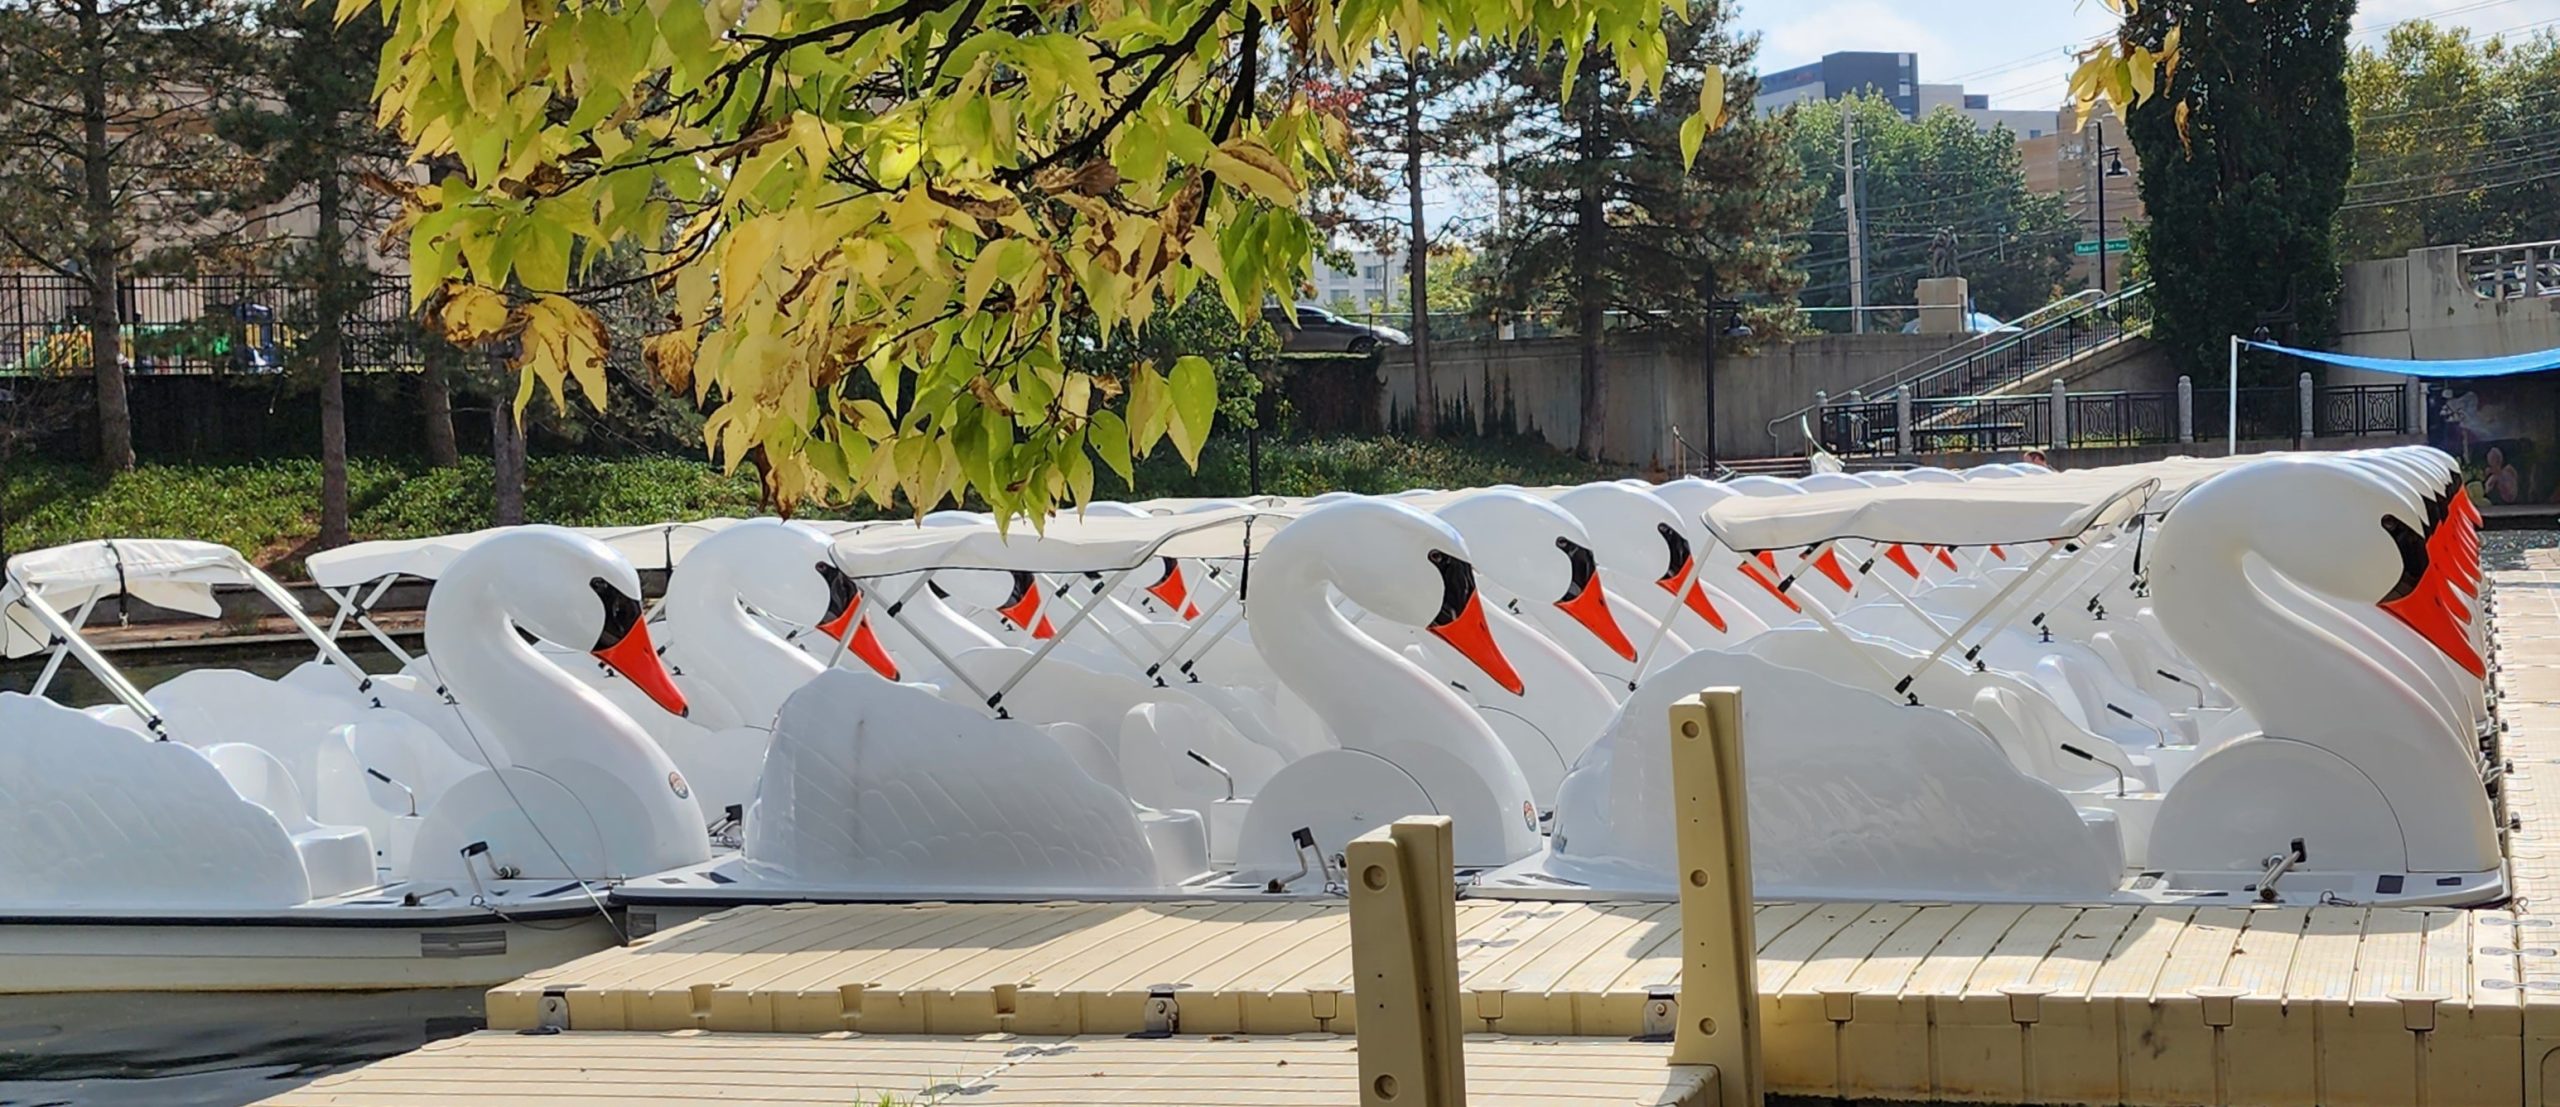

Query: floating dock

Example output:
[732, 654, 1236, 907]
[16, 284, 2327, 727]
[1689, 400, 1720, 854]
[263, 561, 2560, 1106]
[264, 1032, 1720, 1106]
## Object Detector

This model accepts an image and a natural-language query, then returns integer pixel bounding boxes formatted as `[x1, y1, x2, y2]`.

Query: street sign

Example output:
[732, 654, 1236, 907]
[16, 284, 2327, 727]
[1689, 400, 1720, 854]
[2074, 238, 2131, 256]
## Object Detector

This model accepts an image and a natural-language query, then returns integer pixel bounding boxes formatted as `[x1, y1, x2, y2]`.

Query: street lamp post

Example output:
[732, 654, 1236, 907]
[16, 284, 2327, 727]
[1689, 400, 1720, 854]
[1700, 282, 1747, 469]
[2092, 121, 2129, 295]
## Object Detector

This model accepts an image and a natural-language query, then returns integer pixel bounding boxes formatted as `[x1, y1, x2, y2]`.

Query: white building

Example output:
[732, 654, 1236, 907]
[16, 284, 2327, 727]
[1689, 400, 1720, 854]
[1306, 247, 1410, 314]
[1754, 51, 2060, 140]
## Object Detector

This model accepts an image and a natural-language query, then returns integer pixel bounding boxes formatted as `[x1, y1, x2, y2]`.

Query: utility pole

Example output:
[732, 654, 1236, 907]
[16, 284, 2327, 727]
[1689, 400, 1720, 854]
[1842, 111, 1866, 334]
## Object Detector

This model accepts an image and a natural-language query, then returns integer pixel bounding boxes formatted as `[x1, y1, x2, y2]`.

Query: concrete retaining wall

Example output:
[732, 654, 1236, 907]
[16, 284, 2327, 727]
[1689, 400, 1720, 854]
[1375, 332, 1955, 467]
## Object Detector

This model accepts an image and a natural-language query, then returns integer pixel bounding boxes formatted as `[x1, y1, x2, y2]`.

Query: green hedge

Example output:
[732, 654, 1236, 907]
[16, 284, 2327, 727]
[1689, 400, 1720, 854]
[3, 435, 1618, 577]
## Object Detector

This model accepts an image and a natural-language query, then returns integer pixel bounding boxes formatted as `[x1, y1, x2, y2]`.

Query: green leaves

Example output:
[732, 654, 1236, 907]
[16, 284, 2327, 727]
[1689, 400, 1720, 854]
[1166, 354, 1217, 469]
[360, 0, 1707, 521]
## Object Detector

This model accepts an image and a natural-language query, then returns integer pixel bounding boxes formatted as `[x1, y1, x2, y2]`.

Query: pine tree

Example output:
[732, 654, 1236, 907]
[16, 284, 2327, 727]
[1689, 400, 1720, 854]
[216, 0, 408, 548]
[1312, 44, 1492, 437]
[0, 0, 249, 473]
[1482, 1, 1805, 459]
[2121, 0, 2356, 379]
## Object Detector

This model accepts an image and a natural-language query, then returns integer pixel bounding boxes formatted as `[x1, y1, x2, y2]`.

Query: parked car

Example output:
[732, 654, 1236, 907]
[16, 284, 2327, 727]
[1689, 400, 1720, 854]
[1262, 303, 1412, 355]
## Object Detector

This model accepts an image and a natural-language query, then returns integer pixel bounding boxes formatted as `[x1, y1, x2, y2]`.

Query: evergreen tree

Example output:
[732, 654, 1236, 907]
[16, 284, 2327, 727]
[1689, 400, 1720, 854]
[1482, 1, 1804, 458]
[1310, 44, 1491, 436]
[1787, 95, 2080, 326]
[2121, 0, 2356, 379]
[0, 0, 250, 473]
[216, 0, 408, 548]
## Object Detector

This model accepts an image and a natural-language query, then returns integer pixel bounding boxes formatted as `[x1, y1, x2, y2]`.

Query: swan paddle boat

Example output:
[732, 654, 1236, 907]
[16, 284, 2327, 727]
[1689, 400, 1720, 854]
[0, 538, 639, 991]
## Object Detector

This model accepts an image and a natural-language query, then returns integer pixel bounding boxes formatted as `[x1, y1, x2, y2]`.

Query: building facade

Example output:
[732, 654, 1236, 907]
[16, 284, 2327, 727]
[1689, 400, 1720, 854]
[1305, 247, 1411, 315]
[1753, 51, 2060, 139]
[2017, 104, 2147, 294]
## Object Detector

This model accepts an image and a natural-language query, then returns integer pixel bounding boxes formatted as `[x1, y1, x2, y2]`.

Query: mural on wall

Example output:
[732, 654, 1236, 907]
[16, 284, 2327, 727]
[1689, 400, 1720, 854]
[2430, 375, 2560, 506]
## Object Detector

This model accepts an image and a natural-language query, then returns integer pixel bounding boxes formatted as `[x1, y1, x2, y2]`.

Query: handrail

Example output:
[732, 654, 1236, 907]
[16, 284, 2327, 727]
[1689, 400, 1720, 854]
[2460, 239, 2560, 301]
[1764, 283, 2148, 449]
[1898, 281, 2150, 398]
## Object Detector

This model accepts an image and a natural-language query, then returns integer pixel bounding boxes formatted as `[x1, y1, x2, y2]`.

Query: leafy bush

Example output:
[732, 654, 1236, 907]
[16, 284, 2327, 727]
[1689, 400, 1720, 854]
[3, 435, 1615, 577]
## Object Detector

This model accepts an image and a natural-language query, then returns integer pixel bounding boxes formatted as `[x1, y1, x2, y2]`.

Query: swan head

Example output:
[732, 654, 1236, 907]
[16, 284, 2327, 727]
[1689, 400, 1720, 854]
[459, 526, 690, 717]
[1553, 482, 1723, 627]
[686, 520, 901, 680]
[1129, 557, 1202, 620]
[1434, 489, 1637, 662]
[2188, 455, 2480, 677]
[1268, 498, 1524, 696]
[934, 569, 1055, 639]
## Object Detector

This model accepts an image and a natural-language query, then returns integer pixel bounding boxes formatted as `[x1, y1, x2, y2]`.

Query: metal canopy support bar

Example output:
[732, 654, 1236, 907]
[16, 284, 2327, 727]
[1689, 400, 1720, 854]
[1146, 583, 1243, 681]
[985, 559, 1149, 712]
[11, 591, 164, 736]
[26, 593, 100, 700]
[234, 558, 376, 689]
[1893, 538, 2070, 694]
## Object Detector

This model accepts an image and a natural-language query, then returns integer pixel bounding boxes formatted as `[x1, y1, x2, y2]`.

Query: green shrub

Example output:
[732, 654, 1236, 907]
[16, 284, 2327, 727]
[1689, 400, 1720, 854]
[2, 435, 1615, 577]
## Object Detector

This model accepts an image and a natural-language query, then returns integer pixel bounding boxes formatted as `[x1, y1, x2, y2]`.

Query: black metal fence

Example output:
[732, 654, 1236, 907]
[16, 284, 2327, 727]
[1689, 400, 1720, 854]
[1, 272, 426, 377]
[2064, 390, 2181, 447]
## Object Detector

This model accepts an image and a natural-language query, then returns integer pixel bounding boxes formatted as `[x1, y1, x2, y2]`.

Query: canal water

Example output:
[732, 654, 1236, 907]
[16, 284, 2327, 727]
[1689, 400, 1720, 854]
[3, 531, 2550, 1106]
[0, 991, 483, 1107]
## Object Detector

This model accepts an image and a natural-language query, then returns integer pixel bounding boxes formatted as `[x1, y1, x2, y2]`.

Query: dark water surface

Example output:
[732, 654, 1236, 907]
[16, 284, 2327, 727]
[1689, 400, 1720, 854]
[0, 991, 483, 1107]
[0, 638, 406, 707]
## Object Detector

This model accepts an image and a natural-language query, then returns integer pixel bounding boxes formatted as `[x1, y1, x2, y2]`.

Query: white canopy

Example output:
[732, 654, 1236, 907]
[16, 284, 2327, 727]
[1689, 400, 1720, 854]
[2, 539, 261, 657]
[1701, 469, 2161, 552]
[305, 518, 764, 587]
[830, 507, 1306, 579]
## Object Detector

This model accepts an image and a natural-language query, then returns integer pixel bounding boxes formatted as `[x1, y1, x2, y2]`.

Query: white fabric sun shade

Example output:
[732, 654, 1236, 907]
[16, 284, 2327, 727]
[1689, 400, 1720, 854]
[1702, 469, 2161, 552]
[831, 507, 1306, 578]
[2, 539, 259, 657]
[306, 518, 762, 587]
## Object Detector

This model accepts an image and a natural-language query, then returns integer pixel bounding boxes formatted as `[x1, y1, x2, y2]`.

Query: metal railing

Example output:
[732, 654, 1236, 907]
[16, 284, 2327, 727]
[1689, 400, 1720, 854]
[2063, 389, 2181, 446]
[2315, 382, 2410, 438]
[2461, 239, 2560, 301]
[2189, 387, 2299, 445]
[1818, 377, 2414, 458]
[0, 272, 425, 376]
[1767, 283, 2151, 450]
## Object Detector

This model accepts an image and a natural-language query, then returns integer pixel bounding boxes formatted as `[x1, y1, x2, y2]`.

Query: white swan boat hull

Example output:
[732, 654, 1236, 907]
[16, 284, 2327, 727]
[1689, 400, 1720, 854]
[0, 881, 619, 992]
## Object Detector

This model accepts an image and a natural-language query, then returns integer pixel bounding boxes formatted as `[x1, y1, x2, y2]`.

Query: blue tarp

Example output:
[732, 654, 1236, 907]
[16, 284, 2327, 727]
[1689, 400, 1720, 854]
[2243, 339, 2560, 378]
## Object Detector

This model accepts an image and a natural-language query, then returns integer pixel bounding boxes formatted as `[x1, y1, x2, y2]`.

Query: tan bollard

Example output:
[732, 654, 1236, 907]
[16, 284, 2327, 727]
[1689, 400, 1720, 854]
[1671, 688, 1762, 1107]
[1349, 816, 1464, 1107]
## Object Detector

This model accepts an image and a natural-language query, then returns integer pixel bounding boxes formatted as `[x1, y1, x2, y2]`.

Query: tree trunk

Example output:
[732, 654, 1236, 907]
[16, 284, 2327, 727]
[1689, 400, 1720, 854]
[314, 169, 351, 548]
[489, 391, 525, 525]
[1403, 64, 1435, 438]
[1571, 58, 1608, 462]
[76, 0, 132, 474]
[419, 364, 459, 466]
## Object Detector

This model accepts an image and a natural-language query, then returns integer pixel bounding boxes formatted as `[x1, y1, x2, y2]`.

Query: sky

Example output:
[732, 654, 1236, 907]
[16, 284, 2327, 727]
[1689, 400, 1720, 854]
[1738, 0, 2560, 115]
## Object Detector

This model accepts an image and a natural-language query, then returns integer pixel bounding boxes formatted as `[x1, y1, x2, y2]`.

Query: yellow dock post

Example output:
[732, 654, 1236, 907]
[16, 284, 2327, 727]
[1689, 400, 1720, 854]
[1670, 688, 1762, 1107]
[1350, 815, 1466, 1107]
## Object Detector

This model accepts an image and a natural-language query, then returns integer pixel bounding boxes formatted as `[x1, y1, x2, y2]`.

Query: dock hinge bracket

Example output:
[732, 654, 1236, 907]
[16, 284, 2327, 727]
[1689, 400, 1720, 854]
[1138, 985, 1181, 1037]
[1636, 990, 1677, 1041]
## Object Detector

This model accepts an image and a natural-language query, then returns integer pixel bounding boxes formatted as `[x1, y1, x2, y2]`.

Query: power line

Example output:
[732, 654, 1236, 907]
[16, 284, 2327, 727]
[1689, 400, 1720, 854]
[2340, 164, 2560, 210]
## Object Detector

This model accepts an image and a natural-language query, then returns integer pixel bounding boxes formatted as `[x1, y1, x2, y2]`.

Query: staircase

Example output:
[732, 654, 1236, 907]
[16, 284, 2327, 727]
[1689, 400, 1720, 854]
[1766, 284, 2153, 457]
